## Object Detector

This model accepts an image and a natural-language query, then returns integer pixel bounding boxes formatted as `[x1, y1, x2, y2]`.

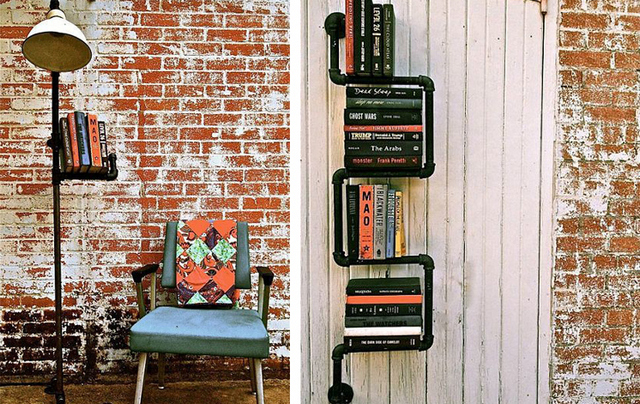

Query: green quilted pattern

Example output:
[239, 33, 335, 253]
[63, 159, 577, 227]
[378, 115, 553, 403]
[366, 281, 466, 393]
[213, 239, 236, 263]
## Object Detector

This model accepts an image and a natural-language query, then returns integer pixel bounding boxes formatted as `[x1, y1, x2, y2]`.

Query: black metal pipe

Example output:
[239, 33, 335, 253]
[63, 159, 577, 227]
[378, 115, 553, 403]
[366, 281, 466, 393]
[50, 71, 64, 400]
[419, 259, 434, 351]
[50, 0, 60, 10]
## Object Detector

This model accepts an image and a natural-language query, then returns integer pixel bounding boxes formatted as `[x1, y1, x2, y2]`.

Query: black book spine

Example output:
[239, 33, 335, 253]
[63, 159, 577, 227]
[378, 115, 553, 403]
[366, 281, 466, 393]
[346, 98, 423, 110]
[59, 118, 73, 173]
[345, 315, 423, 328]
[371, 4, 383, 76]
[346, 86, 422, 99]
[346, 132, 423, 141]
[345, 335, 420, 352]
[344, 109, 422, 125]
[98, 121, 108, 173]
[346, 303, 422, 317]
[354, 0, 363, 75]
[357, 0, 373, 75]
[344, 141, 423, 156]
[345, 155, 422, 170]
[346, 185, 359, 260]
[383, 4, 394, 77]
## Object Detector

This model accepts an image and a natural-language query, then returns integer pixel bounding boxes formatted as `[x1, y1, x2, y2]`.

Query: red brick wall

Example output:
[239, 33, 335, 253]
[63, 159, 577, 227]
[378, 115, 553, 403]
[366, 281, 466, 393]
[555, 1, 639, 400]
[0, 0, 289, 380]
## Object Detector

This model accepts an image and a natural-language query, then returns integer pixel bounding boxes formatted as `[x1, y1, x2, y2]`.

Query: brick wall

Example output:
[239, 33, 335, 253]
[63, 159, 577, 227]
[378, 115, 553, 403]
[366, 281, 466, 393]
[0, 0, 289, 380]
[555, 1, 640, 401]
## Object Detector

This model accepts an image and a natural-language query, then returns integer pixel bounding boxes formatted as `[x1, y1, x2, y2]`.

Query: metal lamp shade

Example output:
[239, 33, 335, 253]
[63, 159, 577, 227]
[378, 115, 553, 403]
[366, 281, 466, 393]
[22, 10, 91, 72]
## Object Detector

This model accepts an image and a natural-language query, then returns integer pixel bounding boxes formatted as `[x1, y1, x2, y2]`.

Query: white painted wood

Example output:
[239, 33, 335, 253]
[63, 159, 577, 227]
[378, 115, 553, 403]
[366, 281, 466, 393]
[134, 352, 148, 404]
[299, 0, 555, 401]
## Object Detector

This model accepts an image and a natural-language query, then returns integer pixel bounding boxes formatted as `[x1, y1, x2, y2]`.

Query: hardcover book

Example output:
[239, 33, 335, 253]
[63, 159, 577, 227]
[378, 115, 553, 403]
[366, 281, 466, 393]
[66, 113, 80, 173]
[357, 0, 373, 75]
[358, 185, 374, 260]
[344, 326, 422, 337]
[371, 4, 383, 76]
[382, 4, 395, 76]
[344, 109, 422, 125]
[74, 111, 91, 173]
[346, 277, 421, 295]
[346, 132, 423, 141]
[346, 303, 422, 316]
[59, 117, 73, 173]
[346, 98, 423, 109]
[346, 86, 422, 99]
[346, 185, 360, 259]
[344, 124, 423, 133]
[353, 0, 363, 76]
[395, 190, 407, 256]
[345, 335, 420, 352]
[344, 141, 422, 156]
[98, 121, 108, 173]
[345, 315, 422, 328]
[346, 294, 423, 304]
[86, 113, 102, 173]
[386, 188, 396, 258]
[346, 0, 355, 74]
[345, 156, 422, 170]
[373, 184, 387, 259]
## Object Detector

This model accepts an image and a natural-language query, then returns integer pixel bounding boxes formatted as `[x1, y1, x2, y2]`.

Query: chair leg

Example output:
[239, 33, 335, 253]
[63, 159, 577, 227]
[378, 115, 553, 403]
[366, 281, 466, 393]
[134, 352, 148, 404]
[249, 358, 257, 393]
[157, 353, 166, 390]
[253, 358, 264, 404]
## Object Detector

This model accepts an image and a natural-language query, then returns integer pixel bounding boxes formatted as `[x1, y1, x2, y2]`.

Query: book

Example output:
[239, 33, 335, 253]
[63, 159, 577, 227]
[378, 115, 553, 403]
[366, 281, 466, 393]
[395, 190, 407, 256]
[346, 98, 423, 109]
[344, 124, 423, 132]
[346, 132, 423, 141]
[386, 189, 396, 258]
[358, 184, 374, 260]
[344, 326, 422, 337]
[66, 113, 80, 173]
[346, 86, 422, 99]
[345, 315, 422, 328]
[346, 277, 421, 295]
[382, 4, 394, 76]
[59, 117, 73, 173]
[346, 294, 423, 304]
[345, 335, 420, 352]
[356, 0, 373, 75]
[344, 109, 422, 125]
[344, 141, 423, 156]
[353, 0, 363, 76]
[98, 121, 108, 173]
[86, 114, 102, 173]
[371, 4, 383, 76]
[346, 303, 422, 316]
[346, 0, 355, 74]
[345, 156, 422, 170]
[346, 185, 360, 260]
[373, 184, 387, 259]
[74, 111, 91, 173]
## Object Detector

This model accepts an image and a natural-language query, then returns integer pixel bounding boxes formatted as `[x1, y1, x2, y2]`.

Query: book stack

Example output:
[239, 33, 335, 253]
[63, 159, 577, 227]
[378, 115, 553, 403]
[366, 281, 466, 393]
[346, 184, 406, 261]
[59, 111, 110, 174]
[344, 86, 423, 171]
[344, 277, 422, 352]
[345, 1, 395, 77]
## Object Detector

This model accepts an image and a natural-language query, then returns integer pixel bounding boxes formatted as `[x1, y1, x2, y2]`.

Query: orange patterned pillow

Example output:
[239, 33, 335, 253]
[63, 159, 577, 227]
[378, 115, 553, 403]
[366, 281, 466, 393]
[175, 219, 239, 307]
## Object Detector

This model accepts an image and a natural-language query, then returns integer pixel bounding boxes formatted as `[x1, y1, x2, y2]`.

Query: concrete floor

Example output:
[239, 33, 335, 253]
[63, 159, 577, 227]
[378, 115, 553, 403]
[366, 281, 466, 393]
[0, 379, 290, 404]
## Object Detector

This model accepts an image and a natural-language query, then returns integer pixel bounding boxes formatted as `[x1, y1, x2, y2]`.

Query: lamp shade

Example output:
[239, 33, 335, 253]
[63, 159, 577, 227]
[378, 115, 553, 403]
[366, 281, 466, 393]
[22, 9, 91, 72]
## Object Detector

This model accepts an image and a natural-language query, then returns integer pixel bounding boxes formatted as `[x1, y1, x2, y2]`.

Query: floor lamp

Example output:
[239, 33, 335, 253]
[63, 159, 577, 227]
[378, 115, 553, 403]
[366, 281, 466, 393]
[22, 1, 117, 402]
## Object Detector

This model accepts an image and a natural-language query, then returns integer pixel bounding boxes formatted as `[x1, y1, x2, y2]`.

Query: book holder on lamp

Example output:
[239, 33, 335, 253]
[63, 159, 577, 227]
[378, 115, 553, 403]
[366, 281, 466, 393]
[22, 2, 118, 402]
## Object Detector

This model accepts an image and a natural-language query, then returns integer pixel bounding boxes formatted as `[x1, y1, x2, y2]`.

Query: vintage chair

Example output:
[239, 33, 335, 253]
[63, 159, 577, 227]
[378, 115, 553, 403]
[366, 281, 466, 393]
[129, 221, 274, 404]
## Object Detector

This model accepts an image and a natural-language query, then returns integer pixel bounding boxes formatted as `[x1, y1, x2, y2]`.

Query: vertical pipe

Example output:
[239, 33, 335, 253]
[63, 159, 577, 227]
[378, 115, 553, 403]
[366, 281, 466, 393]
[51, 71, 64, 396]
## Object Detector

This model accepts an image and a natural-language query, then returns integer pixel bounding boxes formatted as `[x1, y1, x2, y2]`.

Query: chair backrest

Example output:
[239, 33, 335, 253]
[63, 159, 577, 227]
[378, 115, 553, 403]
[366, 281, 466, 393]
[160, 221, 251, 290]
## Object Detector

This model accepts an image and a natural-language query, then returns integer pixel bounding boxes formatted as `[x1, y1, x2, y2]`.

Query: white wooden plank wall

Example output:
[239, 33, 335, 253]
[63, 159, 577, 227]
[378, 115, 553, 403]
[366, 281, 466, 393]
[300, 0, 556, 402]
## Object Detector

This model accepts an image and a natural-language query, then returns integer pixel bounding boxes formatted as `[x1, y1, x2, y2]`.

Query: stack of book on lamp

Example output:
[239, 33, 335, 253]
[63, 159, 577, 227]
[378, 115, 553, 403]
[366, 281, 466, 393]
[344, 277, 422, 352]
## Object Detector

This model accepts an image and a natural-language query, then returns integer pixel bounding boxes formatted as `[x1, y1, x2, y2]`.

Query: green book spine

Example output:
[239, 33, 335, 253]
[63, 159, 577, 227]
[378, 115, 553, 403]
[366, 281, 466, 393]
[383, 4, 394, 77]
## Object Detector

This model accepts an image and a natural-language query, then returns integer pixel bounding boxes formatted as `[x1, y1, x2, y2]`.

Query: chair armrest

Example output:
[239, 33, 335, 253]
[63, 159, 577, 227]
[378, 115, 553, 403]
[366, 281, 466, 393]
[256, 266, 274, 327]
[132, 263, 159, 283]
[131, 264, 159, 318]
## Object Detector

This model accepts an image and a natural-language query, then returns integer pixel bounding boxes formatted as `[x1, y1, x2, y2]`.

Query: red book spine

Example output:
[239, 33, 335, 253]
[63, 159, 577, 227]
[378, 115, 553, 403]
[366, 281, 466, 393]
[87, 114, 102, 173]
[346, 0, 355, 74]
[346, 295, 423, 304]
[358, 185, 374, 260]
[67, 112, 80, 172]
[344, 124, 423, 132]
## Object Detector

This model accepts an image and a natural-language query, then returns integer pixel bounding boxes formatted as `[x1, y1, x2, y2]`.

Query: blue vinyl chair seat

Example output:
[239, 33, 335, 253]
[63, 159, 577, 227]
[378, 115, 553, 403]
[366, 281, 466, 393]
[130, 306, 269, 359]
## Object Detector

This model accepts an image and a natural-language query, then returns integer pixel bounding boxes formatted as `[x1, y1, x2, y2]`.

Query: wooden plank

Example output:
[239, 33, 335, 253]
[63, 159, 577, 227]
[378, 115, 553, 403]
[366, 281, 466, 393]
[463, 0, 506, 402]
[425, 0, 467, 401]
[304, 1, 332, 402]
